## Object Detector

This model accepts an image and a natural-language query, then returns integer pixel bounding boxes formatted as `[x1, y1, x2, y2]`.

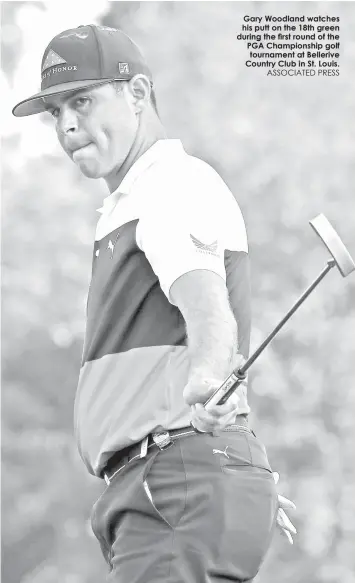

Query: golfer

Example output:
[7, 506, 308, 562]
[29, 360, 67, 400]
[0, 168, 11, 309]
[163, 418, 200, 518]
[13, 24, 296, 582]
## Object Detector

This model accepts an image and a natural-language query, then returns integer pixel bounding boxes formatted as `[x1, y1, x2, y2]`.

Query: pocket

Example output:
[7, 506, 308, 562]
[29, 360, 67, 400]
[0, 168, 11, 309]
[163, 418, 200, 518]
[248, 433, 273, 473]
[141, 444, 187, 529]
[216, 431, 273, 475]
[216, 457, 278, 580]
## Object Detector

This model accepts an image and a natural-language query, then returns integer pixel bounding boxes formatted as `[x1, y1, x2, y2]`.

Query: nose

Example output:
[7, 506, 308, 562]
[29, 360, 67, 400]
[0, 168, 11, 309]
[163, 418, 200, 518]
[57, 106, 78, 135]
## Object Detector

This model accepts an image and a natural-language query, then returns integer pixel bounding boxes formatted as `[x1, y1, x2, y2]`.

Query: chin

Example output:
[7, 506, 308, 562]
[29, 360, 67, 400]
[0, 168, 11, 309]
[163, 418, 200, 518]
[75, 161, 105, 179]
[79, 167, 104, 179]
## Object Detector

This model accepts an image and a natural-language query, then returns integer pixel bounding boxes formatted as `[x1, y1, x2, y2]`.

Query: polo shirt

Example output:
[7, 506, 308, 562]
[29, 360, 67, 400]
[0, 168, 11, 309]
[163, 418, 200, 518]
[73, 139, 251, 477]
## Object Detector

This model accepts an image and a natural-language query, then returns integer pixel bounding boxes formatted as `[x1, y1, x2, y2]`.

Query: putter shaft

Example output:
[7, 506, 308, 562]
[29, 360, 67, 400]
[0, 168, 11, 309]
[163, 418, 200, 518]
[239, 259, 336, 376]
[204, 259, 336, 408]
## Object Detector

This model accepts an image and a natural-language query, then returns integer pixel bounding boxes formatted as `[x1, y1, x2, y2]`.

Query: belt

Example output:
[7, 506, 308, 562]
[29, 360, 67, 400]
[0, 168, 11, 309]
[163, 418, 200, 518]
[101, 415, 250, 486]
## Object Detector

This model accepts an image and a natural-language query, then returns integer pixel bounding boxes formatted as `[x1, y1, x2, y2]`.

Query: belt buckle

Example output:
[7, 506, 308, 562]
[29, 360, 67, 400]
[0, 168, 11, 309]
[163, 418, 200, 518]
[152, 428, 173, 450]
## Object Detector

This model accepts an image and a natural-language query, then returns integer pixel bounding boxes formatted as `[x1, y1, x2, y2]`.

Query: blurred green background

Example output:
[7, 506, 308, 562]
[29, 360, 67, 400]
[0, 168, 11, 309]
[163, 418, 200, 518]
[1, 2, 355, 582]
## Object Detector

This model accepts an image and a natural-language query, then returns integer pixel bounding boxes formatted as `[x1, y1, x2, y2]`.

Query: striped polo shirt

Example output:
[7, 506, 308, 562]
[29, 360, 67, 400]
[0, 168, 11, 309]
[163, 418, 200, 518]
[73, 139, 251, 477]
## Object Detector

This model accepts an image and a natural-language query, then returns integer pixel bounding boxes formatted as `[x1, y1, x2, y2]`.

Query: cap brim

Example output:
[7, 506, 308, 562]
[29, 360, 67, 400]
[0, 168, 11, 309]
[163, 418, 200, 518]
[12, 78, 121, 117]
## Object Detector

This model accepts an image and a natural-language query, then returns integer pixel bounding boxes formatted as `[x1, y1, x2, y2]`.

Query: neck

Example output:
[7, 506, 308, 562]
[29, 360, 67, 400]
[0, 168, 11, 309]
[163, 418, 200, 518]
[105, 113, 167, 194]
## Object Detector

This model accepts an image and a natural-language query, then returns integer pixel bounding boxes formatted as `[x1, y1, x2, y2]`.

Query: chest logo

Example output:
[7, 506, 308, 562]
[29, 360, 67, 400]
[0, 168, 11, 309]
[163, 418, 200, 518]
[107, 233, 120, 258]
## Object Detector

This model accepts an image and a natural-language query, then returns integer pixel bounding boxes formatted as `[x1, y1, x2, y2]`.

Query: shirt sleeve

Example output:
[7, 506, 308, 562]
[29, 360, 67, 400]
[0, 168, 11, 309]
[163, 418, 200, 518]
[136, 157, 248, 304]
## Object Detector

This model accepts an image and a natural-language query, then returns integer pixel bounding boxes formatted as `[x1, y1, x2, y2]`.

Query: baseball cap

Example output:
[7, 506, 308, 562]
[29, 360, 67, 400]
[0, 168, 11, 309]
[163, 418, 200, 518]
[12, 24, 153, 117]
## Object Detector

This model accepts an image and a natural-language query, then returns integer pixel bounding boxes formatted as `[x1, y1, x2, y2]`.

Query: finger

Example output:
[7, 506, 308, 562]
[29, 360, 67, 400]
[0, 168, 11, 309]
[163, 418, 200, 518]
[190, 416, 211, 433]
[191, 404, 223, 430]
[191, 404, 215, 432]
[277, 508, 297, 532]
[276, 517, 296, 545]
[194, 402, 239, 425]
[282, 529, 294, 545]
[191, 404, 239, 432]
[204, 396, 240, 418]
[278, 494, 297, 510]
[205, 395, 239, 417]
[277, 508, 297, 534]
[191, 406, 219, 432]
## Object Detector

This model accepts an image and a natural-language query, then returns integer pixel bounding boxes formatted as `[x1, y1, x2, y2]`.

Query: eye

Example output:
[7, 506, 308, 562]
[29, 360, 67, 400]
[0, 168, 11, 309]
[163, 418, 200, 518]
[75, 96, 91, 109]
[49, 108, 60, 119]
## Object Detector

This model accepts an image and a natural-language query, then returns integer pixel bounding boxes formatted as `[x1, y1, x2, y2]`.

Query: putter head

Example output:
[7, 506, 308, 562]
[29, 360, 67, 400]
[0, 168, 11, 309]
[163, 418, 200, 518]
[309, 214, 355, 277]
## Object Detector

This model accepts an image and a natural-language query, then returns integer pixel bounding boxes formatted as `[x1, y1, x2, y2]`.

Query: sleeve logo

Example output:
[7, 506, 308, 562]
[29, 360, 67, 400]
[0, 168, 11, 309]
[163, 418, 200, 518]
[190, 234, 219, 256]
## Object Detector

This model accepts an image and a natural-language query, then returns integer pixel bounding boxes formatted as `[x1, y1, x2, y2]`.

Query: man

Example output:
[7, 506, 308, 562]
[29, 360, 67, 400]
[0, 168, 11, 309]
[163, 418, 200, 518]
[13, 24, 296, 582]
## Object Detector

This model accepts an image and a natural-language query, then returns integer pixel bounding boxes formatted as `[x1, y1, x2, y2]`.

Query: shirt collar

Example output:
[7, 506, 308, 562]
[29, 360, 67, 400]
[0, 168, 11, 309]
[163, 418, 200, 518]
[96, 139, 184, 214]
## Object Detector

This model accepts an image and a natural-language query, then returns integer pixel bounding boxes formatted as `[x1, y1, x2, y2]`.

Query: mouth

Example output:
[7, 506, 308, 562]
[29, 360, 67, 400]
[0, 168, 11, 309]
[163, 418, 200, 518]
[71, 143, 93, 157]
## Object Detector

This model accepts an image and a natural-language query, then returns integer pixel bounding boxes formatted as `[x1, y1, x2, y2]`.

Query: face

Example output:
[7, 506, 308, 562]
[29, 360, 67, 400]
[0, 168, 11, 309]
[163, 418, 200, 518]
[43, 83, 138, 179]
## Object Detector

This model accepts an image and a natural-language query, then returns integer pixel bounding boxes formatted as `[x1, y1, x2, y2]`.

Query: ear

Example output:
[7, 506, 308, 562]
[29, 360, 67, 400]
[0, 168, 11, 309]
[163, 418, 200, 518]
[127, 74, 151, 114]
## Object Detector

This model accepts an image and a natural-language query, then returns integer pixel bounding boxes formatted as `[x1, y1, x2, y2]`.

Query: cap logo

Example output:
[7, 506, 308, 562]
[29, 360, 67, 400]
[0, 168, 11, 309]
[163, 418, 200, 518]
[118, 62, 130, 74]
[42, 50, 67, 72]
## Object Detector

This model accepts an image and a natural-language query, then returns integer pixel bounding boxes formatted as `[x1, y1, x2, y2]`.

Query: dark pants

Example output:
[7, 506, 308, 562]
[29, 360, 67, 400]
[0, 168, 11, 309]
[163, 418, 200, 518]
[90, 425, 278, 582]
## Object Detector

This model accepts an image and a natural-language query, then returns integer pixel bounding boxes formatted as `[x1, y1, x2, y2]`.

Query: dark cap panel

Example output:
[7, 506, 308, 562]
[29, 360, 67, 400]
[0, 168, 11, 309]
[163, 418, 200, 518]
[13, 24, 153, 117]
[41, 27, 102, 90]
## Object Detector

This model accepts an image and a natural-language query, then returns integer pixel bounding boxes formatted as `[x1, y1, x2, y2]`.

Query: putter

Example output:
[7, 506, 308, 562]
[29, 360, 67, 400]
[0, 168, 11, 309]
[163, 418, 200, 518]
[204, 214, 355, 410]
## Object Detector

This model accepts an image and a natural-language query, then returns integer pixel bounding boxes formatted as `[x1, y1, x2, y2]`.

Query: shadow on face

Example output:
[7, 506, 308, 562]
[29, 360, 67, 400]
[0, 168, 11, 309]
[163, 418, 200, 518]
[43, 82, 139, 180]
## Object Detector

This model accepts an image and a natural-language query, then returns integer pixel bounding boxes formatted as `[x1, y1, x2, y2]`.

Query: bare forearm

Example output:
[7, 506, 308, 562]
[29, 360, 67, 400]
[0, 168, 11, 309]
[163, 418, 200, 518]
[170, 270, 240, 384]
[185, 309, 238, 382]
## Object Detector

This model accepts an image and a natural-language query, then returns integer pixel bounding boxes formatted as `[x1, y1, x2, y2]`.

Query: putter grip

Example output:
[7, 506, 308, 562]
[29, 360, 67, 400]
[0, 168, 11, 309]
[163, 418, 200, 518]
[203, 370, 246, 409]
